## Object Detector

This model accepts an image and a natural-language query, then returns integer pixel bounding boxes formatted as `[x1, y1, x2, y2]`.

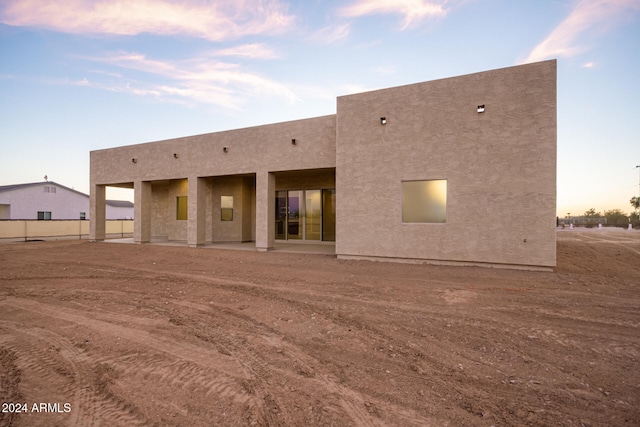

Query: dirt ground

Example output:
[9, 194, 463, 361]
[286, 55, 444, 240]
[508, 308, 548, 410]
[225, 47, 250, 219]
[0, 229, 639, 427]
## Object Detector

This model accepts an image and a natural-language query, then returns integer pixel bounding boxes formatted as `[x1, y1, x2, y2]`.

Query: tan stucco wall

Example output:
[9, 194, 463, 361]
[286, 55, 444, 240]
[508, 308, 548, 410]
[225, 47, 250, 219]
[90, 115, 336, 248]
[274, 169, 335, 191]
[90, 115, 336, 185]
[151, 182, 169, 238]
[90, 61, 556, 268]
[336, 60, 557, 268]
[211, 175, 254, 242]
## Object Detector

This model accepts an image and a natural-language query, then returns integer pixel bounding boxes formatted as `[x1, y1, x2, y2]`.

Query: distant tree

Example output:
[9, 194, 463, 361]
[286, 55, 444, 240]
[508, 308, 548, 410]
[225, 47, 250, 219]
[604, 209, 629, 226]
[584, 208, 601, 217]
[631, 198, 640, 227]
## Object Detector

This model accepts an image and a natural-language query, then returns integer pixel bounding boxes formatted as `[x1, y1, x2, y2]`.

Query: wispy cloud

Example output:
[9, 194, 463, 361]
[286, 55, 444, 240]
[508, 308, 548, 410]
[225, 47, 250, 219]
[82, 52, 297, 109]
[0, 0, 295, 40]
[311, 23, 351, 44]
[339, 0, 448, 29]
[213, 43, 280, 59]
[522, 0, 640, 63]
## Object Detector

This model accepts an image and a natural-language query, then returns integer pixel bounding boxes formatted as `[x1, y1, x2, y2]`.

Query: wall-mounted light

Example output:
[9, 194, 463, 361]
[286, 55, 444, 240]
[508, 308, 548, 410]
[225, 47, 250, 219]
[291, 138, 297, 145]
[477, 105, 485, 113]
[132, 158, 137, 163]
[223, 147, 228, 153]
[380, 117, 387, 125]
[173, 153, 179, 159]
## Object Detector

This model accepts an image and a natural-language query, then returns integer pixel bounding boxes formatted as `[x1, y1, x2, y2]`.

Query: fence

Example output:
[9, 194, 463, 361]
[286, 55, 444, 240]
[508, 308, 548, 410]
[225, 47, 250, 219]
[0, 220, 133, 241]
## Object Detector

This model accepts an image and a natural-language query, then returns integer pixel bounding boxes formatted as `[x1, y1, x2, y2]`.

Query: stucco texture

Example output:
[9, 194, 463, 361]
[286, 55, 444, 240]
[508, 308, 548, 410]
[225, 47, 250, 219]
[90, 61, 556, 268]
[335, 60, 556, 268]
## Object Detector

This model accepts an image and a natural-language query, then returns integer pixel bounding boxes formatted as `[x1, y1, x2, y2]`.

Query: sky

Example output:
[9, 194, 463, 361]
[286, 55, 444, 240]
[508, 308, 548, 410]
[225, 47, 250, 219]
[1, 0, 639, 217]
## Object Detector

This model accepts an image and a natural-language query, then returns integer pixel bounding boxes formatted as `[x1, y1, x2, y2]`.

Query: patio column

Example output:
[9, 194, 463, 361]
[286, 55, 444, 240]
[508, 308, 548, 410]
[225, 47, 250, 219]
[187, 176, 206, 247]
[255, 171, 275, 251]
[134, 180, 151, 243]
[89, 183, 106, 241]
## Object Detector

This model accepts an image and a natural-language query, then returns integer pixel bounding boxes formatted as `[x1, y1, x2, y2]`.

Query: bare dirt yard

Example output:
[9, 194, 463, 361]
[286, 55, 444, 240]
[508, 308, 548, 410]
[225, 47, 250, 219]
[1, 229, 639, 427]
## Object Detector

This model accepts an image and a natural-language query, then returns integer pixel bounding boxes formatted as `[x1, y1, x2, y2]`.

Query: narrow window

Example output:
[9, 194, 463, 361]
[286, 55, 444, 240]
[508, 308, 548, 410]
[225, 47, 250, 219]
[38, 211, 52, 220]
[176, 196, 188, 220]
[221, 196, 233, 221]
[80, 212, 86, 220]
[44, 186, 50, 193]
[402, 180, 447, 223]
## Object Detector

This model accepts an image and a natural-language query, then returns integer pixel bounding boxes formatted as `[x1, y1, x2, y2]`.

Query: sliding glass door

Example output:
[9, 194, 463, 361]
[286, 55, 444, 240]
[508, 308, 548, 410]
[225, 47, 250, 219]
[287, 190, 303, 240]
[275, 189, 335, 241]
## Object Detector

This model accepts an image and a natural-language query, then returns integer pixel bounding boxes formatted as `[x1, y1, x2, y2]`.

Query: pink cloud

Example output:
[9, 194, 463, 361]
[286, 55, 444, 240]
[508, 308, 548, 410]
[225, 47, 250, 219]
[85, 51, 298, 109]
[339, 0, 447, 29]
[0, 0, 295, 40]
[522, 0, 640, 63]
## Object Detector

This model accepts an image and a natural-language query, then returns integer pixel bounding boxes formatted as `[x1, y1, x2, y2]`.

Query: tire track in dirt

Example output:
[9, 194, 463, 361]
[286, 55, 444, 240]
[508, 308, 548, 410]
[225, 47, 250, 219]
[164, 300, 336, 425]
[170, 298, 445, 426]
[0, 320, 93, 425]
[0, 346, 22, 427]
[0, 320, 149, 426]
[4, 255, 578, 425]
[566, 231, 640, 257]
[0, 297, 258, 425]
[3, 237, 639, 425]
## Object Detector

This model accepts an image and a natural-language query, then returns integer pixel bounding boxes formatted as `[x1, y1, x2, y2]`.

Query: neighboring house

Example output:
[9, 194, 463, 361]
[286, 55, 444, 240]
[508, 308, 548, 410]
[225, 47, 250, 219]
[0, 181, 133, 220]
[90, 60, 557, 270]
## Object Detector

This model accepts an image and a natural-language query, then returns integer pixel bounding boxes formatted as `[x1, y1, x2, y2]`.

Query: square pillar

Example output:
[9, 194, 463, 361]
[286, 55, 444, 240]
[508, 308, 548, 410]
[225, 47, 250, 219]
[89, 184, 106, 241]
[255, 171, 275, 251]
[188, 176, 207, 247]
[134, 180, 152, 243]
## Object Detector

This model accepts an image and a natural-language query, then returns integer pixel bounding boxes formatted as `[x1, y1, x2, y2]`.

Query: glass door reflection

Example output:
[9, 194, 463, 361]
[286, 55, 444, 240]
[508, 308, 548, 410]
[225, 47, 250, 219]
[275, 188, 335, 241]
[305, 190, 321, 240]
[275, 191, 287, 240]
[287, 190, 303, 240]
[322, 188, 336, 242]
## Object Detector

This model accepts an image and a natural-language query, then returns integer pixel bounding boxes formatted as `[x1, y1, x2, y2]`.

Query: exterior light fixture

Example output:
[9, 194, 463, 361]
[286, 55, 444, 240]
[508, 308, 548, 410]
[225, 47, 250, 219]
[223, 147, 228, 153]
[291, 138, 297, 145]
[132, 158, 137, 163]
[380, 117, 387, 125]
[477, 105, 485, 113]
[173, 153, 179, 159]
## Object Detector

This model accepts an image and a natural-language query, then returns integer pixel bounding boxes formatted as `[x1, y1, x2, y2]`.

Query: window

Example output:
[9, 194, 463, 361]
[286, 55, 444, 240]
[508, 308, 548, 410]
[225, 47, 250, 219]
[80, 212, 86, 220]
[44, 186, 56, 193]
[37, 211, 52, 220]
[176, 196, 188, 220]
[221, 196, 233, 221]
[401, 180, 447, 223]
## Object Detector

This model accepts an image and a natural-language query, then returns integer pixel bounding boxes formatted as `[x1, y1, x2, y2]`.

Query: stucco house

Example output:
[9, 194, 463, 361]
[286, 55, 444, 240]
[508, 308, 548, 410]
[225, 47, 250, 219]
[0, 181, 133, 220]
[90, 60, 556, 269]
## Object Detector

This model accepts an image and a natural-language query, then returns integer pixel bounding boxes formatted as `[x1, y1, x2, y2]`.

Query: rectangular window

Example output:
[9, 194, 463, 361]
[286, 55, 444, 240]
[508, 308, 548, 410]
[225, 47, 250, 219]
[221, 196, 233, 221]
[402, 180, 447, 223]
[176, 196, 188, 220]
[80, 212, 86, 220]
[37, 211, 52, 220]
